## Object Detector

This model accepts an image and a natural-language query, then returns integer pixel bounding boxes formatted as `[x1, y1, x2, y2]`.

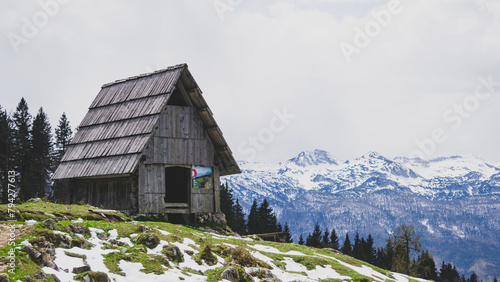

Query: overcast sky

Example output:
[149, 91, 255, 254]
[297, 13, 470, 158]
[1, 0, 500, 163]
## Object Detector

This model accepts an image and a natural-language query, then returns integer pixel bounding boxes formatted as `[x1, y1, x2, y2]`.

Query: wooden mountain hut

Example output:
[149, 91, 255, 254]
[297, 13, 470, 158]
[52, 64, 241, 217]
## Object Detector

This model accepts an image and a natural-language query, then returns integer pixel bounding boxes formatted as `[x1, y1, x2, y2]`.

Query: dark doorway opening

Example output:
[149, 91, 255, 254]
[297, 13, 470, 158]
[164, 166, 190, 203]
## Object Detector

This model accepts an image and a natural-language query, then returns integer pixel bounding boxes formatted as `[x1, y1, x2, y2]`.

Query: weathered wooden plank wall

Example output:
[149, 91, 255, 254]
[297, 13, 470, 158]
[138, 105, 218, 214]
[70, 177, 132, 211]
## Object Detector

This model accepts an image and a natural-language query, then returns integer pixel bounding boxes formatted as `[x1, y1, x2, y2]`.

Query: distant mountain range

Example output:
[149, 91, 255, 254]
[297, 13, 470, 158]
[222, 149, 500, 280]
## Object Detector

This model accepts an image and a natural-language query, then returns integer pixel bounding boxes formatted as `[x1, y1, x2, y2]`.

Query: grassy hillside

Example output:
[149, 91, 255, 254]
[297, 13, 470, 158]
[0, 202, 428, 282]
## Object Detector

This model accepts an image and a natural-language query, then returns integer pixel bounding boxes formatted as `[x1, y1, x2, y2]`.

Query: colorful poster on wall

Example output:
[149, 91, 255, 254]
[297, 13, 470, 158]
[192, 165, 213, 189]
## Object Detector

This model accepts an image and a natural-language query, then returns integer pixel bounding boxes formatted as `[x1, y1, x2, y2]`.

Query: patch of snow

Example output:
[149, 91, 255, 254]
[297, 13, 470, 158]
[130, 233, 138, 238]
[420, 219, 435, 234]
[249, 244, 306, 256]
[71, 218, 83, 223]
[25, 219, 37, 225]
[307, 265, 351, 280]
[115, 260, 206, 282]
[283, 257, 307, 272]
[315, 253, 391, 281]
[108, 229, 118, 240]
[20, 240, 32, 247]
[156, 228, 171, 236]
[118, 237, 134, 247]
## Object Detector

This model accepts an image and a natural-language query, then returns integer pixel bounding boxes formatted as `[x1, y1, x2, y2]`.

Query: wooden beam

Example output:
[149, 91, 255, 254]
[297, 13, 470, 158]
[176, 81, 193, 107]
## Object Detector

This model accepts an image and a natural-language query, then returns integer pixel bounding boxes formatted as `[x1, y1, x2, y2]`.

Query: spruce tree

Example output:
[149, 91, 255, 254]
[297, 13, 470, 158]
[305, 233, 313, 247]
[353, 233, 361, 259]
[415, 250, 437, 281]
[247, 199, 259, 234]
[469, 272, 478, 282]
[257, 199, 278, 233]
[330, 228, 340, 250]
[31, 107, 53, 198]
[0, 107, 13, 203]
[232, 198, 247, 235]
[12, 98, 32, 200]
[366, 234, 376, 264]
[283, 222, 293, 243]
[311, 221, 322, 248]
[54, 112, 72, 163]
[220, 182, 235, 227]
[494, 277, 498, 282]
[298, 234, 305, 245]
[322, 228, 330, 248]
[341, 233, 352, 256]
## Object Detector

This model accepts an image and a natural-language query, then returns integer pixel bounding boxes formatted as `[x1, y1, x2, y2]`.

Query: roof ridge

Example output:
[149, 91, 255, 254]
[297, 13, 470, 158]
[101, 63, 187, 88]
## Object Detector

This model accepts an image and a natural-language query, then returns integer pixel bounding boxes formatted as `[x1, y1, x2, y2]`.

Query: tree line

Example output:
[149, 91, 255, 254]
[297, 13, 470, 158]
[0, 98, 73, 203]
[220, 182, 292, 243]
[297, 222, 494, 282]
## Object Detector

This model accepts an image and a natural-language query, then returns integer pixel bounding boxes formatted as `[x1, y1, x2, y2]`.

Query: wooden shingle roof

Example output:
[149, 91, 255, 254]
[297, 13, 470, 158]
[53, 64, 240, 179]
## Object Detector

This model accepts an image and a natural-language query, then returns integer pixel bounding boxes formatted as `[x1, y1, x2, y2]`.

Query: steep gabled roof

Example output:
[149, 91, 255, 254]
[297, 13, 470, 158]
[53, 64, 240, 179]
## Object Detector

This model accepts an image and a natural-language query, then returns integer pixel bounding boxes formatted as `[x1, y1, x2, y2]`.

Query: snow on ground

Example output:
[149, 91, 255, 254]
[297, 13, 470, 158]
[249, 244, 306, 256]
[39, 225, 429, 282]
[113, 260, 206, 282]
[315, 253, 392, 282]
[155, 228, 171, 236]
[25, 219, 37, 225]
[71, 218, 84, 223]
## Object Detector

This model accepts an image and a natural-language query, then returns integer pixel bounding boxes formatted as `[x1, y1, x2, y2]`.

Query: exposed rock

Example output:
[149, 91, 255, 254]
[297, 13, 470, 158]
[24, 236, 57, 270]
[220, 267, 239, 280]
[76, 271, 110, 282]
[28, 198, 43, 202]
[73, 265, 91, 274]
[108, 239, 126, 246]
[43, 218, 55, 230]
[97, 233, 109, 240]
[196, 212, 227, 226]
[162, 245, 183, 262]
[138, 225, 149, 233]
[136, 233, 160, 249]
[0, 273, 9, 282]
[69, 224, 91, 235]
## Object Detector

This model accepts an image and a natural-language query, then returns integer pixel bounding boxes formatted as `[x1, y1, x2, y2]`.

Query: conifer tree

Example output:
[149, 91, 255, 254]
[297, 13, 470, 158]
[341, 233, 352, 256]
[305, 233, 313, 247]
[310, 221, 322, 248]
[494, 277, 498, 282]
[220, 182, 235, 227]
[283, 222, 293, 243]
[31, 107, 53, 198]
[232, 198, 247, 235]
[247, 199, 259, 234]
[330, 228, 340, 250]
[414, 250, 437, 281]
[469, 272, 478, 282]
[353, 233, 361, 259]
[54, 112, 72, 163]
[322, 228, 330, 248]
[13, 98, 32, 200]
[257, 199, 278, 233]
[0, 107, 13, 203]
[366, 234, 376, 264]
[298, 234, 304, 245]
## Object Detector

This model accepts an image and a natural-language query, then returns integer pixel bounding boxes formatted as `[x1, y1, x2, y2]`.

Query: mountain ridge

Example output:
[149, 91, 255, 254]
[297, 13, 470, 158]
[222, 150, 500, 279]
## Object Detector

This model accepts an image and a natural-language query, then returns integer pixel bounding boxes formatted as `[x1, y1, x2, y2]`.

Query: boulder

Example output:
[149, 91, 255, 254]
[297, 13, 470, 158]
[220, 267, 239, 280]
[42, 218, 55, 230]
[73, 265, 91, 274]
[69, 224, 90, 235]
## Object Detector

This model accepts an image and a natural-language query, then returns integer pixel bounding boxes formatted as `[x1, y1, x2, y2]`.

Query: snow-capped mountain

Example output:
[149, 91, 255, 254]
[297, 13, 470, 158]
[222, 150, 500, 279]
